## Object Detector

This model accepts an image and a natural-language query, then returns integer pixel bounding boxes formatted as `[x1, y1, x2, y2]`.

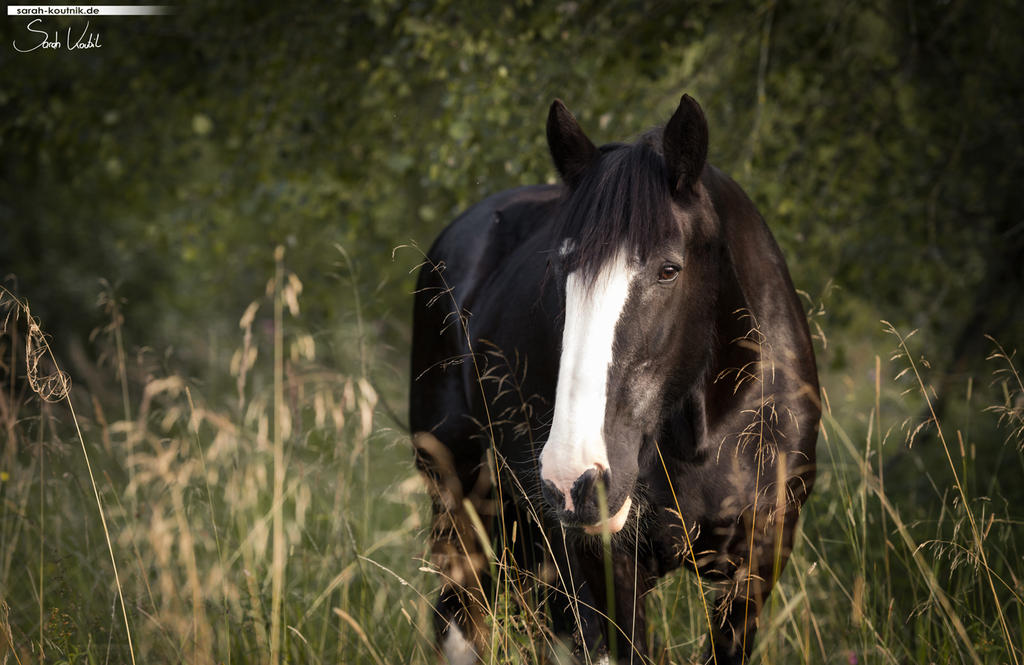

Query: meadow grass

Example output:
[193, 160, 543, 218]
[0, 253, 1021, 664]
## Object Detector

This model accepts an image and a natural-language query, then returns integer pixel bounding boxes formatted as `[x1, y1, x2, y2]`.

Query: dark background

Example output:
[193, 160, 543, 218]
[4, 2, 1021, 384]
[1, 2, 1022, 663]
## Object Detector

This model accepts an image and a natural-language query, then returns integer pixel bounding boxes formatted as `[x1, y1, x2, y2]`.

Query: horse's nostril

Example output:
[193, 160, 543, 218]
[541, 480, 565, 512]
[569, 466, 608, 523]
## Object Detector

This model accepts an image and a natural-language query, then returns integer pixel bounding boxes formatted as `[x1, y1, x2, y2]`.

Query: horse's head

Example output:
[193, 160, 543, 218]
[538, 95, 722, 534]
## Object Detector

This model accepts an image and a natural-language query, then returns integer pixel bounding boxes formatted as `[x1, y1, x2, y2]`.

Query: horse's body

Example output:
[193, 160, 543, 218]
[410, 95, 820, 664]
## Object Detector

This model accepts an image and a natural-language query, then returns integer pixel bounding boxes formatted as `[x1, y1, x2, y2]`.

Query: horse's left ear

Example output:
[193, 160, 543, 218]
[547, 99, 598, 188]
[662, 94, 709, 195]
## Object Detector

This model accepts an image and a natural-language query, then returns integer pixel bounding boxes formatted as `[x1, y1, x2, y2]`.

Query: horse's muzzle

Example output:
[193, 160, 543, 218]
[541, 466, 632, 534]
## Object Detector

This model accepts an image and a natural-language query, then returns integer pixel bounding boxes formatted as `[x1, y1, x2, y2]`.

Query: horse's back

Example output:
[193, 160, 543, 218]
[410, 184, 562, 435]
[419, 185, 561, 307]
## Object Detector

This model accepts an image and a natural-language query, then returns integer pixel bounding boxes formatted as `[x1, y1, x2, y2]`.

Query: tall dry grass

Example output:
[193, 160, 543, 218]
[0, 252, 1021, 664]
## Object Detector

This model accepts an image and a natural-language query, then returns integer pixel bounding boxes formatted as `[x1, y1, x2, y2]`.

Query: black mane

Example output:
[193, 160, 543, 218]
[552, 132, 677, 284]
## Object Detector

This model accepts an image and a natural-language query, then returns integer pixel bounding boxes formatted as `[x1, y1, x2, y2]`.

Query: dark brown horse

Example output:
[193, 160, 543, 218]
[410, 94, 820, 664]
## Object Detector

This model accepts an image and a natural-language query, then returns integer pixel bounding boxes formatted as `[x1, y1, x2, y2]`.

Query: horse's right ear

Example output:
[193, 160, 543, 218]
[547, 99, 598, 188]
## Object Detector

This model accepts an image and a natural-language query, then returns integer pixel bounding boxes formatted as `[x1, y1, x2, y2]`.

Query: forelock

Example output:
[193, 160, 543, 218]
[552, 137, 677, 286]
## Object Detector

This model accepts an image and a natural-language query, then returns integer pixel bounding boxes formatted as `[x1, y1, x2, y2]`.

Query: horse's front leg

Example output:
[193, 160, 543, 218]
[414, 432, 493, 665]
[703, 504, 801, 665]
[571, 537, 652, 665]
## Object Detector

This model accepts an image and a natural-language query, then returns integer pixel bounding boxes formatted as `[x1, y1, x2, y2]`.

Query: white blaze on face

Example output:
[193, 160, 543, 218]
[540, 250, 636, 512]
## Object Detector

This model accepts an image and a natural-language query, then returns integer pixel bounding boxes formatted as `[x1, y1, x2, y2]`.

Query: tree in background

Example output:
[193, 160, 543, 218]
[1, 0, 1020, 408]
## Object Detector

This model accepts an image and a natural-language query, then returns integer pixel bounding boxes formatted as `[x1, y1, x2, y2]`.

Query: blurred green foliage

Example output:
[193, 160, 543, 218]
[2, 3, 1023, 662]
[1, 0, 1021, 394]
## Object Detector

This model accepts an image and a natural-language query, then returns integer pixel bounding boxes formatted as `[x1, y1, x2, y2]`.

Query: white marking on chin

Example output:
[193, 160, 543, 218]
[582, 495, 633, 535]
[540, 251, 635, 512]
[443, 624, 476, 665]
[594, 653, 611, 665]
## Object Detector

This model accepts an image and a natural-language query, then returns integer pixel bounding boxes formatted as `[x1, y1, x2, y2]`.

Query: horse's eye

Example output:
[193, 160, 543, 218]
[658, 264, 681, 283]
